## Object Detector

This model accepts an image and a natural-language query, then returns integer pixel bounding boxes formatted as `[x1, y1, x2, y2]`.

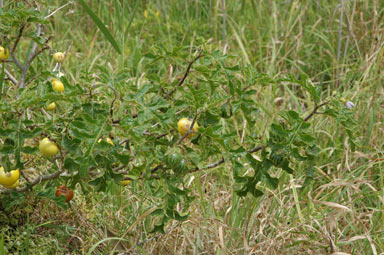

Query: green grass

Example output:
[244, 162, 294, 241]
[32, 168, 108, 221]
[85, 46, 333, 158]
[1, 0, 384, 254]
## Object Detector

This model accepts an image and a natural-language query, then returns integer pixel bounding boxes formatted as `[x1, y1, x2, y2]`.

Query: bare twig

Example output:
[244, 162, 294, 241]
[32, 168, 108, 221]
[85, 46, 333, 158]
[20, 170, 32, 184]
[12, 23, 26, 53]
[205, 158, 225, 169]
[28, 44, 51, 65]
[1, 64, 18, 85]
[18, 32, 52, 88]
[10, 51, 23, 70]
[15, 159, 64, 192]
[247, 145, 266, 153]
[150, 164, 163, 174]
[303, 101, 329, 121]
[118, 138, 129, 145]
[45, 2, 73, 19]
[164, 50, 204, 99]
[30, 24, 42, 60]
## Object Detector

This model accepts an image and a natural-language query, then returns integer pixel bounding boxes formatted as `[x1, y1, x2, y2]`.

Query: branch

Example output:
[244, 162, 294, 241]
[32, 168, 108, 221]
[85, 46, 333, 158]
[164, 50, 204, 99]
[247, 145, 265, 153]
[205, 158, 225, 169]
[15, 160, 64, 192]
[17, 23, 42, 88]
[18, 33, 52, 88]
[10, 50, 23, 70]
[12, 23, 26, 53]
[45, 2, 73, 19]
[0, 64, 18, 85]
[303, 101, 329, 121]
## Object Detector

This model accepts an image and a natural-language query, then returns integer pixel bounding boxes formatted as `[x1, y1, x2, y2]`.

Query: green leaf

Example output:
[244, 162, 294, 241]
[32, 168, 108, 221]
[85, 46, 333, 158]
[150, 223, 165, 234]
[21, 146, 38, 154]
[281, 160, 293, 174]
[151, 209, 164, 216]
[302, 165, 314, 188]
[250, 187, 263, 197]
[77, 0, 122, 54]
[236, 176, 263, 197]
[0, 145, 15, 155]
[113, 152, 130, 165]
[264, 173, 278, 189]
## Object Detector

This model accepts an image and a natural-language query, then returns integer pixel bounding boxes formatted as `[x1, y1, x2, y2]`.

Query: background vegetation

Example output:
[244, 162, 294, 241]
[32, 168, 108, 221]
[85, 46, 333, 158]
[0, 0, 383, 254]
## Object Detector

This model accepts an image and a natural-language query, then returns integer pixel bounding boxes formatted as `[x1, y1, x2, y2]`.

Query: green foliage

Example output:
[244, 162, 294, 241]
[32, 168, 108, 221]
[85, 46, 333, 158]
[0, 1, 361, 240]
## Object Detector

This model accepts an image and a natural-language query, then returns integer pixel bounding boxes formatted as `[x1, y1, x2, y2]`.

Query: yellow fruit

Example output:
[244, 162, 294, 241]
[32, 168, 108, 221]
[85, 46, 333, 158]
[0, 46, 9, 61]
[53, 52, 65, 63]
[52, 80, 64, 92]
[98, 138, 114, 145]
[177, 118, 199, 138]
[39, 138, 59, 157]
[46, 102, 56, 111]
[0, 167, 20, 187]
[4, 179, 19, 189]
[119, 180, 131, 186]
[105, 138, 114, 146]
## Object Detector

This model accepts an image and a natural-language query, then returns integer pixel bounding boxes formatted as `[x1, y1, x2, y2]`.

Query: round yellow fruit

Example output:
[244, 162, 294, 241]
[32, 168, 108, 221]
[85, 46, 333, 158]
[53, 52, 65, 63]
[39, 138, 59, 157]
[0, 46, 9, 61]
[46, 102, 56, 111]
[4, 179, 19, 189]
[177, 118, 199, 138]
[52, 80, 64, 92]
[119, 180, 131, 186]
[0, 167, 20, 187]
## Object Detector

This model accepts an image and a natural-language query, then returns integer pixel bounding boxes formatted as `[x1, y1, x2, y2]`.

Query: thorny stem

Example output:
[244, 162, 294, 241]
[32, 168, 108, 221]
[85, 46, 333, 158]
[303, 101, 329, 121]
[164, 50, 204, 99]
[17, 24, 52, 89]
[12, 23, 25, 53]
[14, 159, 64, 192]
[1, 64, 18, 85]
